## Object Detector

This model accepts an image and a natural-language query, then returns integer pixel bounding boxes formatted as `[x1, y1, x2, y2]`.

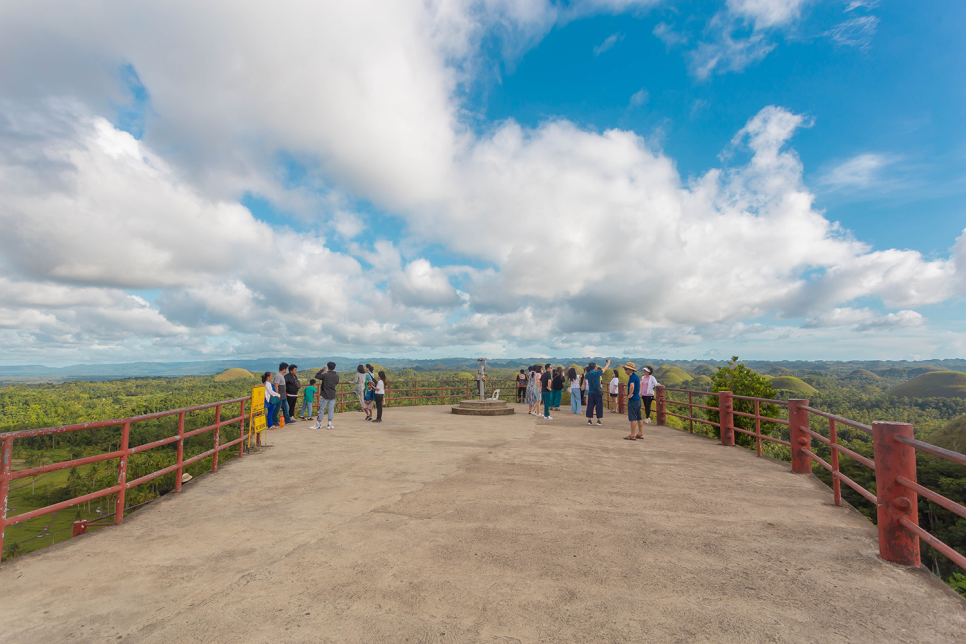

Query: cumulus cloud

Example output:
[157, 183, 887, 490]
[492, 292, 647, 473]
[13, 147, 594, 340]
[726, 0, 810, 30]
[854, 310, 925, 333]
[0, 1, 962, 364]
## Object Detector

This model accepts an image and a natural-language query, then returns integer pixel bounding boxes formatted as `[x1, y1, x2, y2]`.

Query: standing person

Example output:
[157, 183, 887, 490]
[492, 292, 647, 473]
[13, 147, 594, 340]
[273, 363, 291, 425]
[363, 364, 376, 421]
[623, 363, 643, 440]
[284, 365, 301, 422]
[641, 366, 660, 424]
[262, 372, 279, 429]
[567, 367, 582, 414]
[373, 371, 387, 422]
[312, 361, 340, 430]
[540, 364, 553, 420]
[584, 359, 611, 426]
[352, 365, 366, 412]
[299, 379, 317, 420]
[525, 365, 541, 415]
[608, 369, 621, 413]
[516, 369, 527, 403]
[551, 367, 565, 410]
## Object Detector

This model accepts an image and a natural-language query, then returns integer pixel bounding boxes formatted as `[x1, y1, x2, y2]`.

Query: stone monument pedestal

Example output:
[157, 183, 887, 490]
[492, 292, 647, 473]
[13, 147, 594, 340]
[451, 399, 514, 416]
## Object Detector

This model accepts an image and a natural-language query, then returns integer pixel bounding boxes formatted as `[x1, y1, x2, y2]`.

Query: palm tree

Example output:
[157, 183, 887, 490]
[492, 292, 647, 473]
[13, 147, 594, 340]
[3, 540, 23, 561]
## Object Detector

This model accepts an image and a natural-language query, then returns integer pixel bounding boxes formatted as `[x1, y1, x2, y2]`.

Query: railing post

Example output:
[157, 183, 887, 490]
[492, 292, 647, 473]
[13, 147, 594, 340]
[718, 391, 735, 446]
[655, 386, 666, 425]
[788, 399, 811, 474]
[872, 421, 920, 567]
[72, 520, 88, 537]
[175, 411, 186, 493]
[212, 403, 222, 473]
[115, 421, 131, 524]
[0, 437, 13, 563]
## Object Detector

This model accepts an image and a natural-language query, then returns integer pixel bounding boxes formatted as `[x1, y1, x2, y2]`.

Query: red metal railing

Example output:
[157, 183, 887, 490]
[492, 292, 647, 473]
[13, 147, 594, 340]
[657, 386, 966, 573]
[0, 397, 248, 566]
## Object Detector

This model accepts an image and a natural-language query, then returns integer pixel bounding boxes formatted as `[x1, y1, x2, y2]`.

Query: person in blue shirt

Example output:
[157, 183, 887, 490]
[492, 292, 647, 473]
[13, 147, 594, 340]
[584, 359, 610, 425]
[623, 362, 643, 440]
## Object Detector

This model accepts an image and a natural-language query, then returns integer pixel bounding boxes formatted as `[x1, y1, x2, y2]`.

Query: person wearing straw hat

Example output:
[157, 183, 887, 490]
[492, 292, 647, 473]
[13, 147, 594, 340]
[623, 362, 644, 440]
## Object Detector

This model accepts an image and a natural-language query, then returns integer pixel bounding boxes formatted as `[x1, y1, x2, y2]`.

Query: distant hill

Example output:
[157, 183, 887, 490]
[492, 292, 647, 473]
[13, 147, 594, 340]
[214, 368, 254, 382]
[927, 415, 966, 453]
[770, 376, 818, 395]
[768, 366, 793, 376]
[840, 369, 881, 385]
[655, 365, 691, 386]
[888, 372, 966, 399]
[691, 364, 716, 377]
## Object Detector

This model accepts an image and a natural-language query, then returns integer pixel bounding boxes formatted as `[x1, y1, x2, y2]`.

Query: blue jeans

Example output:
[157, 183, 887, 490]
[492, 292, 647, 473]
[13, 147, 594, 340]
[266, 401, 277, 428]
[317, 398, 336, 423]
[586, 392, 603, 419]
[571, 389, 582, 414]
[299, 399, 312, 418]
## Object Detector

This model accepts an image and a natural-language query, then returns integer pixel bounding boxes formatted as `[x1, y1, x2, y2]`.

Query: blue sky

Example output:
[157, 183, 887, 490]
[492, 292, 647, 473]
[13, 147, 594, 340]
[0, 0, 963, 366]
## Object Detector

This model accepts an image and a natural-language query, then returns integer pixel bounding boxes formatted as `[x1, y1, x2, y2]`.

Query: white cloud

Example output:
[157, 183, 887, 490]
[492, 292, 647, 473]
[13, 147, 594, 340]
[826, 16, 879, 53]
[726, 0, 810, 30]
[629, 89, 649, 107]
[819, 152, 897, 189]
[0, 1, 963, 364]
[594, 32, 624, 56]
[854, 310, 925, 333]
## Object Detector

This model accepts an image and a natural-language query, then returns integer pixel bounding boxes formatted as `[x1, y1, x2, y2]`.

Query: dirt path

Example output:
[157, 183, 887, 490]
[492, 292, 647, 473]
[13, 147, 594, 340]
[1, 405, 963, 643]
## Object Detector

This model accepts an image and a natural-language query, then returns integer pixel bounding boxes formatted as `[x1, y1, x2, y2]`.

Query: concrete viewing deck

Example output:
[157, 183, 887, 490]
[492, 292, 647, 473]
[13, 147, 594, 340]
[1, 405, 964, 643]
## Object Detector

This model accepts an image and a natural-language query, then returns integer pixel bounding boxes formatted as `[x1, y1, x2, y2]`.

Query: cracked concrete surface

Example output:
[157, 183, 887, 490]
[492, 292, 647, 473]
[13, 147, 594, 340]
[1, 405, 964, 643]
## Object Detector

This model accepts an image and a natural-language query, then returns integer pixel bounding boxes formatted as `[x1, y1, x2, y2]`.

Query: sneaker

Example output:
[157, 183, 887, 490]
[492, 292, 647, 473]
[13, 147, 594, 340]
[645, 418, 652, 424]
[587, 420, 593, 425]
[327, 424, 334, 429]
[373, 419, 382, 423]
[544, 416, 553, 420]
[597, 421, 602, 426]
[310, 423, 321, 430]
[365, 417, 372, 421]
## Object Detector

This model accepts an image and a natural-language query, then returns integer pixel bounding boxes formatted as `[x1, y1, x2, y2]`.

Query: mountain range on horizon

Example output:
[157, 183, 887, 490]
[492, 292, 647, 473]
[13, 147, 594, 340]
[2, 357, 966, 383]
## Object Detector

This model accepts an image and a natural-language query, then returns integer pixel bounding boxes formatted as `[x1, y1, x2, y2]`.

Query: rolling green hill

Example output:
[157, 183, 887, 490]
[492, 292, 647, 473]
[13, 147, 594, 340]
[888, 371, 966, 399]
[655, 365, 691, 386]
[926, 415, 966, 453]
[214, 368, 254, 382]
[769, 376, 818, 395]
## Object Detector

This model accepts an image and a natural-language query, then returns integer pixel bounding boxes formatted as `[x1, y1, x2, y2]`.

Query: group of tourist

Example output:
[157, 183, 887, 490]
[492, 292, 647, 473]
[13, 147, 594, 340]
[519, 359, 660, 435]
[260, 358, 657, 441]
[259, 361, 388, 430]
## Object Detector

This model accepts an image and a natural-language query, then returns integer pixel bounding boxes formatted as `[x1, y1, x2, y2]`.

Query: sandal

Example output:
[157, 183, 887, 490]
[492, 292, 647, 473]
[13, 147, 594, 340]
[623, 436, 636, 440]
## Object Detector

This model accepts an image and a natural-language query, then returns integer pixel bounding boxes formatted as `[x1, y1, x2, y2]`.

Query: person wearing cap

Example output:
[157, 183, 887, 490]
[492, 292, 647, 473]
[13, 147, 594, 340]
[623, 362, 643, 439]
[641, 365, 660, 424]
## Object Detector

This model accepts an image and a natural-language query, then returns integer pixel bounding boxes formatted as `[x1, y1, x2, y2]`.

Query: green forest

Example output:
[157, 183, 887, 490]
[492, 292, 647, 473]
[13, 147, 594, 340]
[1, 360, 964, 597]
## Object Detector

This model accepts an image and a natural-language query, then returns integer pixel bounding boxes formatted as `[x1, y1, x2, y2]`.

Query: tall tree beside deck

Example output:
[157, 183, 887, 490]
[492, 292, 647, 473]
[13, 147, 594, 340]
[706, 357, 782, 450]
